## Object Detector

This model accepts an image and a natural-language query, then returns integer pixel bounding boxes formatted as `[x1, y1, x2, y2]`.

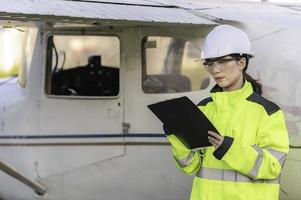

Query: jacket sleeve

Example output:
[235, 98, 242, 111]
[166, 134, 201, 175]
[213, 110, 289, 180]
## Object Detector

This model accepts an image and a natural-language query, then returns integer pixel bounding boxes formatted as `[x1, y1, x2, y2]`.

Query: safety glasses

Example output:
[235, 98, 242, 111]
[203, 57, 238, 71]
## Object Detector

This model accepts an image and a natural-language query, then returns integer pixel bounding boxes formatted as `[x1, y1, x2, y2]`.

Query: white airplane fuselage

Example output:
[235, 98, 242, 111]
[0, 1, 301, 200]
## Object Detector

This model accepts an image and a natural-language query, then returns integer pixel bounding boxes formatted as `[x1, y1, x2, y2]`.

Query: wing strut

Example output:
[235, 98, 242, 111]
[0, 160, 46, 195]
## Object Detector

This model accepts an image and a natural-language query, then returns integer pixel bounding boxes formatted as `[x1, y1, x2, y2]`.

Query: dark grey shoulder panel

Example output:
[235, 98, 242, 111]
[246, 93, 280, 116]
[197, 97, 213, 106]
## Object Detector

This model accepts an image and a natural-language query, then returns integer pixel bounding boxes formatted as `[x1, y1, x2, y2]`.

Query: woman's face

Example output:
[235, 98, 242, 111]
[204, 56, 246, 91]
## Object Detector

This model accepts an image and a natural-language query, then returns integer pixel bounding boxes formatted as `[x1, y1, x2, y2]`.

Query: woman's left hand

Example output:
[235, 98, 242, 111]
[208, 131, 224, 149]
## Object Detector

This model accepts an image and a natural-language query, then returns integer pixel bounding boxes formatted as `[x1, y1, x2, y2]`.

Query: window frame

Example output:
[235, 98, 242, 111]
[44, 33, 122, 99]
[141, 35, 209, 94]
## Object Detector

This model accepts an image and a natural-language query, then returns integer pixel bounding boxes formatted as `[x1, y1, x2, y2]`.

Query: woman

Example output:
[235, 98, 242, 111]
[165, 25, 289, 200]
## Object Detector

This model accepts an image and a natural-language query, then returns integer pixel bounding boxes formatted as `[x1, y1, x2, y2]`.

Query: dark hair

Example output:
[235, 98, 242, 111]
[230, 54, 262, 95]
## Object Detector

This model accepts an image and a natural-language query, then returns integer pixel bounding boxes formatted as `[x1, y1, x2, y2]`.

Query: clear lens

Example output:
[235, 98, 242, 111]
[203, 57, 237, 71]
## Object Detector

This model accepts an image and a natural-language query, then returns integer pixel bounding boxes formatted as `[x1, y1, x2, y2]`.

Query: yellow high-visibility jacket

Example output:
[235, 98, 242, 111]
[167, 80, 289, 200]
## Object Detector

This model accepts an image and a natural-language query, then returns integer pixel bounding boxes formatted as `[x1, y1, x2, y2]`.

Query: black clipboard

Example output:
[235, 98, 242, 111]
[148, 96, 219, 149]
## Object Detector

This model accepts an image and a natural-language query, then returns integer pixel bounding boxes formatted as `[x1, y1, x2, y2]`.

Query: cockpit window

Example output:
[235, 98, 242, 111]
[142, 36, 210, 94]
[45, 35, 120, 97]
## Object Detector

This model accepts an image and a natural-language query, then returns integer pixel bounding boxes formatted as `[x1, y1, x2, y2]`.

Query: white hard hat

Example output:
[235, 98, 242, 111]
[201, 25, 254, 59]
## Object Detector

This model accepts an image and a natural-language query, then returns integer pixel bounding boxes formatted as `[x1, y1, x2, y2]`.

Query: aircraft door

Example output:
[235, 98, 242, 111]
[38, 35, 125, 178]
[124, 35, 211, 137]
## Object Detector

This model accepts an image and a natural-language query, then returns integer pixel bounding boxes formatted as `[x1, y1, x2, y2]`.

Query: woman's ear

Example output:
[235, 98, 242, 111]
[238, 58, 246, 71]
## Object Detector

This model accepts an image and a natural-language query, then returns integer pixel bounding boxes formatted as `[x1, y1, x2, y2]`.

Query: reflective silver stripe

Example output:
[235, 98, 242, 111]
[247, 145, 264, 180]
[264, 148, 287, 167]
[196, 167, 280, 184]
[174, 150, 196, 168]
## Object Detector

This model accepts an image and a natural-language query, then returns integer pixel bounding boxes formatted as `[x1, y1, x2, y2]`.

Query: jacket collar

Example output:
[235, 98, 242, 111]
[210, 80, 254, 108]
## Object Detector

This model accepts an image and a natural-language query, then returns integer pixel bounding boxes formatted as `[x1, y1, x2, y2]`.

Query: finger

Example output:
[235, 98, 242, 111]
[209, 135, 223, 148]
[208, 136, 220, 147]
[208, 131, 221, 140]
[208, 131, 221, 139]
[208, 133, 222, 144]
[208, 136, 218, 144]
[208, 139, 218, 149]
